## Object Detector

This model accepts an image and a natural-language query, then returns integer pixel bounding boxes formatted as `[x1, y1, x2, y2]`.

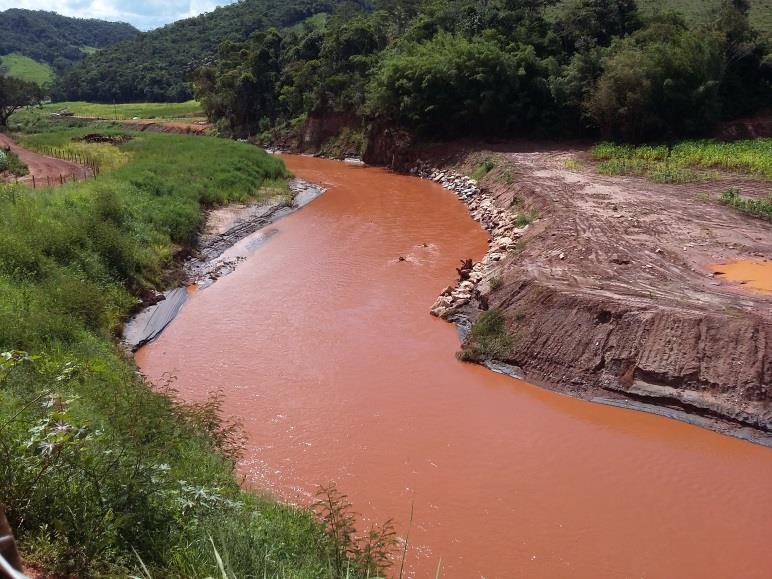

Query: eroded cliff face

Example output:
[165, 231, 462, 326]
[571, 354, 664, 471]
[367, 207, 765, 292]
[491, 279, 771, 431]
[412, 144, 772, 437]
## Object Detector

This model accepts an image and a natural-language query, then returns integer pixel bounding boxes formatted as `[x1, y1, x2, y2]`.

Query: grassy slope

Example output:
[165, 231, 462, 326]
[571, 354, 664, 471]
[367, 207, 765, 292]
[0, 53, 54, 85]
[0, 124, 346, 577]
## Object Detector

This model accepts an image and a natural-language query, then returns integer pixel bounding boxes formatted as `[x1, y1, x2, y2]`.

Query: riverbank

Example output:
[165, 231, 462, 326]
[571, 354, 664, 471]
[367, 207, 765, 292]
[0, 126, 365, 577]
[124, 177, 325, 350]
[406, 143, 772, 444]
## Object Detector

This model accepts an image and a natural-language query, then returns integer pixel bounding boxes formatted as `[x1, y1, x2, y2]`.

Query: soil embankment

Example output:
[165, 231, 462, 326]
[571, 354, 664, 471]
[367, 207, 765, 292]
[412, 142, 771, 439]
[0, 132, 89, 185]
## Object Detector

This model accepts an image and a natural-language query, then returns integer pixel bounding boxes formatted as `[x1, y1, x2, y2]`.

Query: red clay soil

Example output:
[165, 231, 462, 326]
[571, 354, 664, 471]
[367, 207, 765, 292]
[0, 132, 90, 187]
[418, 141, 772, 437]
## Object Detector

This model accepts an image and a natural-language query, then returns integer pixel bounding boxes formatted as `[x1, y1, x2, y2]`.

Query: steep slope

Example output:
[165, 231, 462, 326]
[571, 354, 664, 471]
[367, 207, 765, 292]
[0, 9, 139, 73]
[56, 0, 368, 103]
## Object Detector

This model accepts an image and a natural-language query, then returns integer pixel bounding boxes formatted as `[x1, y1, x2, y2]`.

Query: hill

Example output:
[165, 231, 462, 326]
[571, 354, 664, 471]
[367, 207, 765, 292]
[0, 9, 139, 75]
[637, 0, 772, 35]
[56, 0, 368, 103]
[0, 53, 55, 85]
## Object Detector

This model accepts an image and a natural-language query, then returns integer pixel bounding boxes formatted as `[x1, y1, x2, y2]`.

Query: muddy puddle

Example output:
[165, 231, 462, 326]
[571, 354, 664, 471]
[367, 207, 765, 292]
[712, 259, 772, 293]
[136, 156, 772, 578]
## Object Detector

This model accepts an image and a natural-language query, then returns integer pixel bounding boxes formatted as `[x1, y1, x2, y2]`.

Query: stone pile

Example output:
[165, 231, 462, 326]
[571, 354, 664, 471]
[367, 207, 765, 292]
[410, 164, 529, 319]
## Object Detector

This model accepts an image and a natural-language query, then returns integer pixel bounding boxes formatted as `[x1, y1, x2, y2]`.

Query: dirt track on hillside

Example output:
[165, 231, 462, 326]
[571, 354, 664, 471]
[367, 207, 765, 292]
[0, 132, 89, 186]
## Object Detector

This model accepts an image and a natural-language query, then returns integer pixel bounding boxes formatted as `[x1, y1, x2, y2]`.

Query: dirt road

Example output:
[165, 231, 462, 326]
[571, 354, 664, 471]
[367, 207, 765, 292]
[0, 132, 89, 186]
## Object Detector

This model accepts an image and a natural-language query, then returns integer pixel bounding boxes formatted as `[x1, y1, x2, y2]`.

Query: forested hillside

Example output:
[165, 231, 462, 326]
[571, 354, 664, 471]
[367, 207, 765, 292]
[56, 0, 369, 103]
[194, 0, 771, 143]
[0, 9, 139, 74]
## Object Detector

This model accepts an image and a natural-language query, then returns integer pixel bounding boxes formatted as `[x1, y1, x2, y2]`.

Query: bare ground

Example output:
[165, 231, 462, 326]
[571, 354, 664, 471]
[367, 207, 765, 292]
[429, 141, 772, 438]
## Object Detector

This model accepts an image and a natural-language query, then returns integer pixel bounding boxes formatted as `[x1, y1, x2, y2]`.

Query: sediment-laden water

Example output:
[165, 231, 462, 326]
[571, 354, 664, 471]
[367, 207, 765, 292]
[137, 156, 772, 578]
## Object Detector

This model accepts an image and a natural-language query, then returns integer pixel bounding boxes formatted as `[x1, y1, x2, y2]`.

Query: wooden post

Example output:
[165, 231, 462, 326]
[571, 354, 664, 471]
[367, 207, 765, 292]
[59, 174, 63, 186]
[0, 504, 23, 574]
[31, 176, 35, 189]
[47, 176, 50, 187]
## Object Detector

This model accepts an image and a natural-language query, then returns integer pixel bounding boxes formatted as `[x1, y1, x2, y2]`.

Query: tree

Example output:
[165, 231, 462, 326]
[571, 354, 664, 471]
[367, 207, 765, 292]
[0, 74, 42, 127]
[585, 20, 725, 141]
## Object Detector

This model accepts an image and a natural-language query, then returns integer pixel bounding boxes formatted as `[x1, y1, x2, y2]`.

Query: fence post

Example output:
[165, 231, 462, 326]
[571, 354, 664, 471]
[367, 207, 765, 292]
[59, 174, 63, 186]
[47, 176, 50, 187]
[0, 504, 23, 574]
[31, 176, 35, 189]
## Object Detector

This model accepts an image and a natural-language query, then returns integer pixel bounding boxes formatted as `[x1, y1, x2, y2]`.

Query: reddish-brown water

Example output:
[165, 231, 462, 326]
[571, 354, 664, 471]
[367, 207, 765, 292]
[137, 156, 772, 578]
[712, 260, 772, 293]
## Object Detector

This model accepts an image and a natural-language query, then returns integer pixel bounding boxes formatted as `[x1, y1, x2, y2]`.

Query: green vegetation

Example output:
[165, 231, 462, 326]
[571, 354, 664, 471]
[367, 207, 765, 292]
[56, 1, 364, 102]
[471, 158, 496, 181]
[0, 9, 138, 73]
[190, 0, 769, 143]
[514, 210, 540, 227]
[35, 100, 203, 120]
[636, 0, 772, 35]
[0, 53, 54, 86]
[593, 139, 772, 181]
[0, 148, 28, 176]
[0, 124, 392, 576]
[457, 309, 514, 362]
[719, 187, 772, 219]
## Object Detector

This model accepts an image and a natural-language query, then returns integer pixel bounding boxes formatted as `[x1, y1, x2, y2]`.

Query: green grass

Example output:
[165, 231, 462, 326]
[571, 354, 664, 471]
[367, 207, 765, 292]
[33, 101, 204, 120]
[637, 0, 772, 36]
[471, 158, 496, 181]
[456, 308, 514, 362]
[0, 149, 29, 176]
[0, 53, 55, 86]
[0, 124, 387, 577]
[593, 139, 772, 182]
[719, 187, 772, 220]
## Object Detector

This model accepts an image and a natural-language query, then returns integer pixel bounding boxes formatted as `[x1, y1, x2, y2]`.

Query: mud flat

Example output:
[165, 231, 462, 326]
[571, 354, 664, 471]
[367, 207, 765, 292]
[123, 178, 325, 350]
[412, 143, 772, 443]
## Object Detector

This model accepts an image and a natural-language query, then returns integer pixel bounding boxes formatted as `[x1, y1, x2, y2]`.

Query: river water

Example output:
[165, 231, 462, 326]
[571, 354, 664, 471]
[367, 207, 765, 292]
[136, 155, 772, 578]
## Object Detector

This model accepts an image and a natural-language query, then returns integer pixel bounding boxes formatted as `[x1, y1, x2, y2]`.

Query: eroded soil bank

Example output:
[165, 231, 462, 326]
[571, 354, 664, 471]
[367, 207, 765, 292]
[405, 142, 771, 439]
[136, 155, 772, 578]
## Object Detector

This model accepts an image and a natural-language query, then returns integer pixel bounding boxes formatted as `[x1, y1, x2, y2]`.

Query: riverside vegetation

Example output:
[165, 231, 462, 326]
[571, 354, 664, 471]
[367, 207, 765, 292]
[0, 122, 395, 577]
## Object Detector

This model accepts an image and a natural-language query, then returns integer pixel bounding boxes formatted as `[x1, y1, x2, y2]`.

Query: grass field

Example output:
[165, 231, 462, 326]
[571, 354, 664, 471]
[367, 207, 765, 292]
[0, 124, 390, 577]
[592, 139, 772, 182]
[38, 100, 204, 120]
[0, 53, 55, 85]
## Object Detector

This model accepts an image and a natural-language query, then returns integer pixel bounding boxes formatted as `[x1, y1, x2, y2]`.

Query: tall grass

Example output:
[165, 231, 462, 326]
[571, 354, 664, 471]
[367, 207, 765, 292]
[36, 101, 204, 120]
[593, 139, 772, 182]
[0, 125, 387, 577]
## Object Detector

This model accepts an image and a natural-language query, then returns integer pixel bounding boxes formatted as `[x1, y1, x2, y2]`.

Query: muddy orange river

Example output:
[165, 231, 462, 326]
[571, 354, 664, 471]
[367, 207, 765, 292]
[137, 156, 772, 578]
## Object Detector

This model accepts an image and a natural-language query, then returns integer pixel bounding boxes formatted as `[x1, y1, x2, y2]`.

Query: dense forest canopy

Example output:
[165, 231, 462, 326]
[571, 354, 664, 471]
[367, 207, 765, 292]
[193, 0, 771, 142]
[0, 9, 139, 74]
[55, 0, 370, 103]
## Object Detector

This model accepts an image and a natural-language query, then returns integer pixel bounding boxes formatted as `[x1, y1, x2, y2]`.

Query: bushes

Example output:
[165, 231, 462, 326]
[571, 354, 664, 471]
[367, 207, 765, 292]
[0, 148, 28, 176]
[457, 308, 514, 362]
[586, 20, 725, 141]
[368, 33, 552, 137]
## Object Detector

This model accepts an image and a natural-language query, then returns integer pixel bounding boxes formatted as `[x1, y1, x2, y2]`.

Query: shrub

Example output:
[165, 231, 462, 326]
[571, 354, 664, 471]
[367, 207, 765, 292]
[457, 308, 514, 362]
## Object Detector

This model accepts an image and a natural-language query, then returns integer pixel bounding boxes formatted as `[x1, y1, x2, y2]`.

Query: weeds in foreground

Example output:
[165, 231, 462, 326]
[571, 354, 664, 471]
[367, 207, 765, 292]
[456, 309, 514, 362]
[719, 188, 772, 220]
